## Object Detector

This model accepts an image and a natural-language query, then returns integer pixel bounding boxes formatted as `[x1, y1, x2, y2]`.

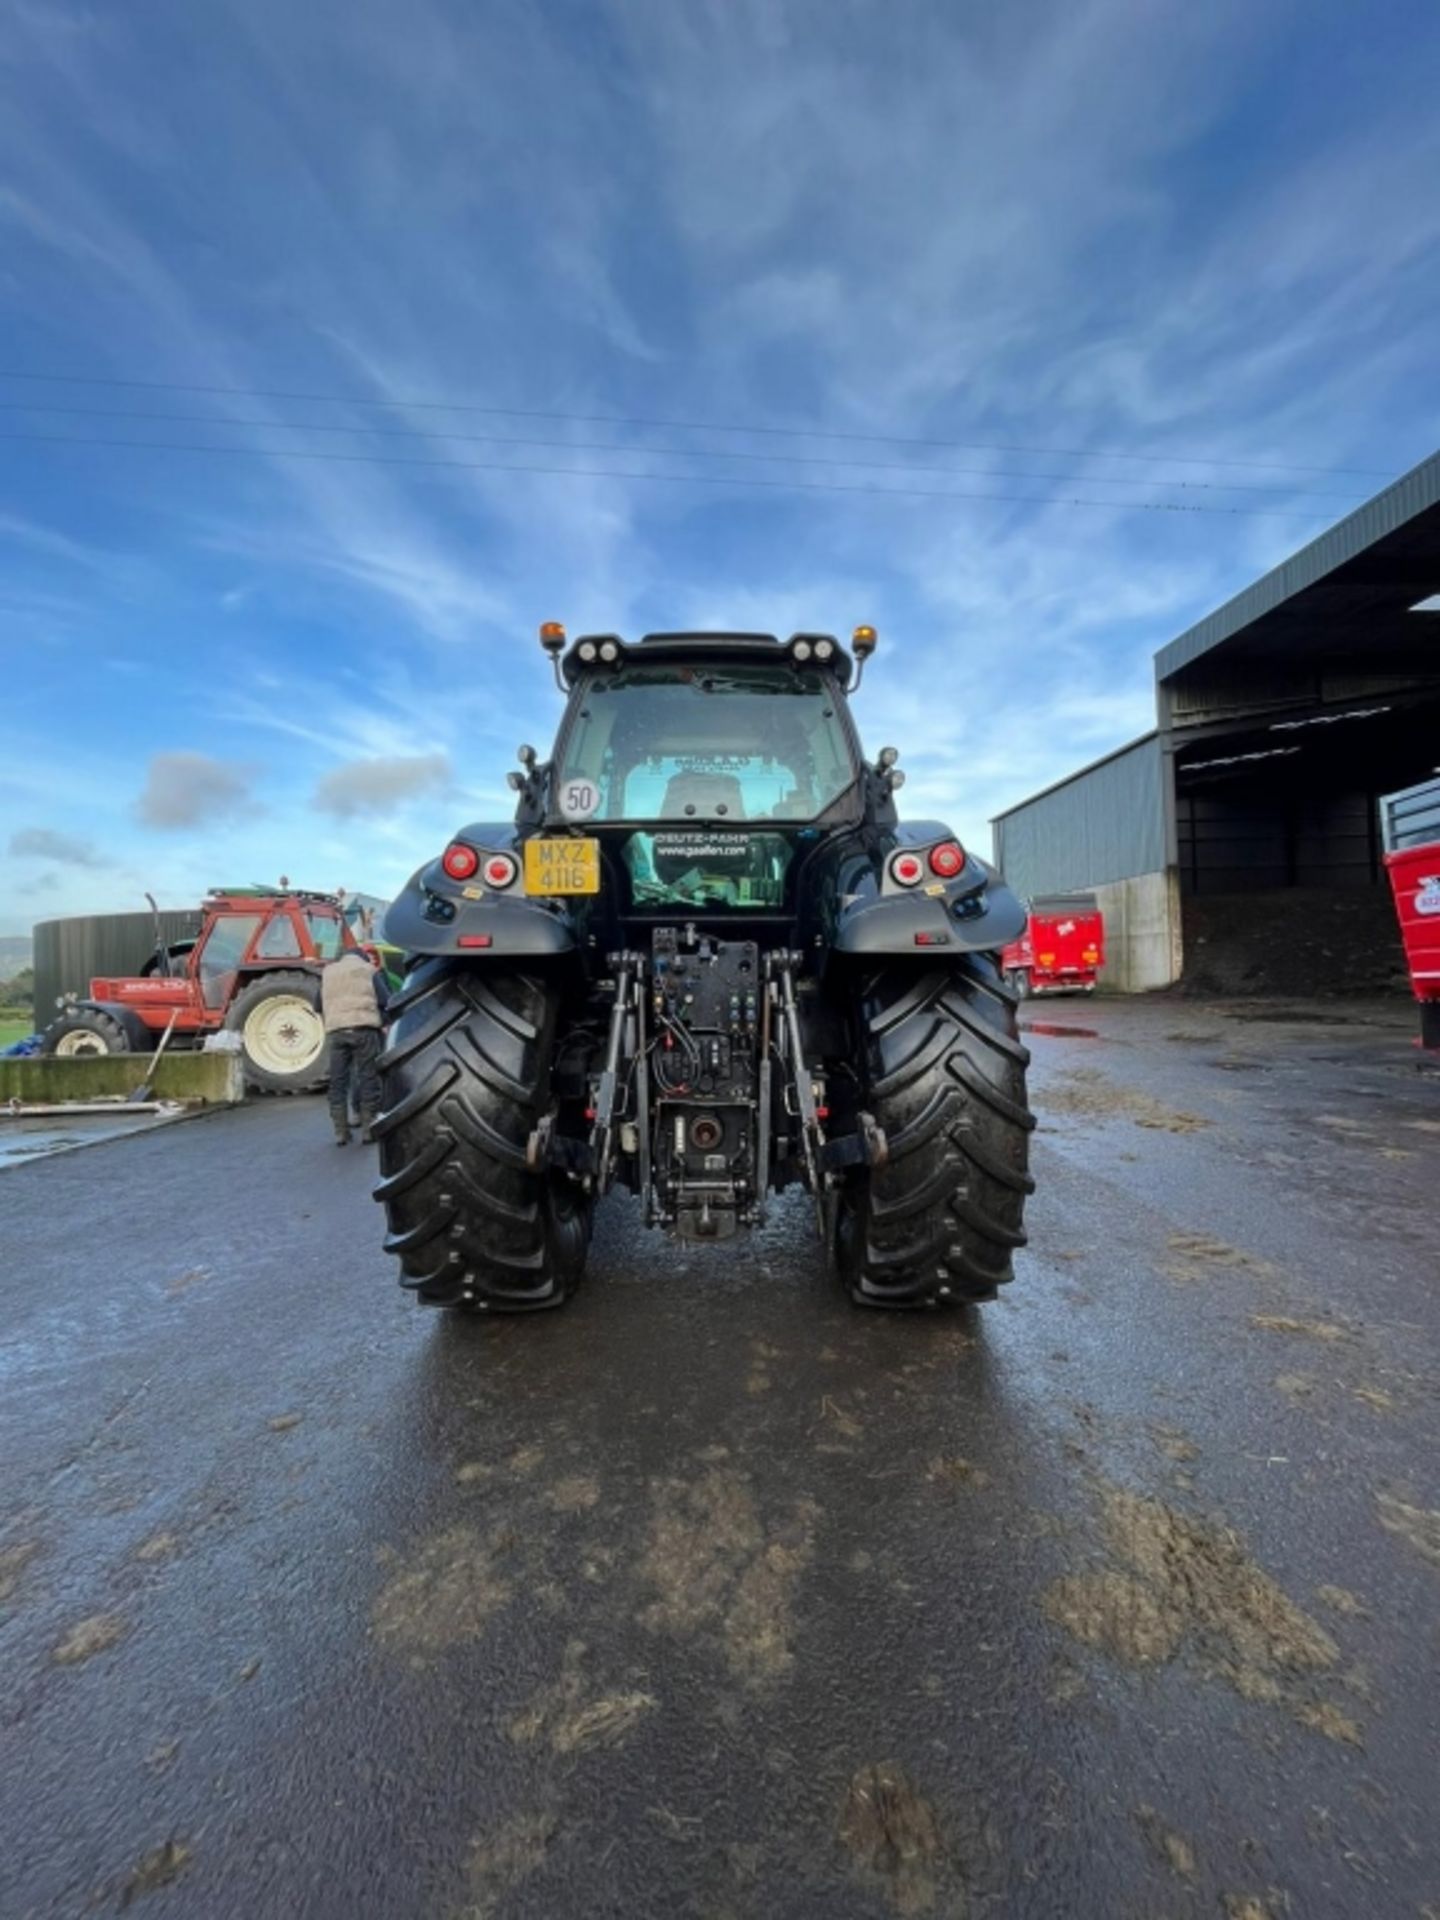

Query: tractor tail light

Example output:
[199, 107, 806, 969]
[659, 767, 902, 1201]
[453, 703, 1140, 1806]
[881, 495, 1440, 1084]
[483, 853, 518, 889]
[442, 841, 480, 881]
[458, 934, 493, 949]
[928, 840, 965, 879]
[891, 852, 925, 887]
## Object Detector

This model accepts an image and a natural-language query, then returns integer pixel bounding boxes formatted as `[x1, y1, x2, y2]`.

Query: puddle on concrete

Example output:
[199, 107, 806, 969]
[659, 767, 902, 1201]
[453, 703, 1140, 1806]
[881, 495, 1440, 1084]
[1223, 1009, 1367, 1027]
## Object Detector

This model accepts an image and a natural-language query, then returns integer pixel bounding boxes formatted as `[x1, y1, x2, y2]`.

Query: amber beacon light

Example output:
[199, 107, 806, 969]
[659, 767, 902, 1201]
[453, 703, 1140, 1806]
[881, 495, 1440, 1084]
[851, 623, 878, 689]
[539, 621, 568, 688]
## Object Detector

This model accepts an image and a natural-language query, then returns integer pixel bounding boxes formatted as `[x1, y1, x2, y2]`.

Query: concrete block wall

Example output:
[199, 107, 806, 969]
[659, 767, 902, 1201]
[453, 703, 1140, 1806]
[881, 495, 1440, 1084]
[1089, 869, 1183, 993]
[0, 1052, 246, 1104]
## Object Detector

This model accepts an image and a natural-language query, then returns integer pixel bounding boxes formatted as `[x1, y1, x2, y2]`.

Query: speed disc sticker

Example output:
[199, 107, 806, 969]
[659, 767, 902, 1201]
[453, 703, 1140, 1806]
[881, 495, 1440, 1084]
[559, 778, 602, 822]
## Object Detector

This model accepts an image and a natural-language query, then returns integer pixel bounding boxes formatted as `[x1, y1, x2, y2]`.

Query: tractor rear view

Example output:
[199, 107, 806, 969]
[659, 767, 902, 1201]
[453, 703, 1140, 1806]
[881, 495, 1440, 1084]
[39, 888, 358, 1092]
[375, 625, 1036, 1314]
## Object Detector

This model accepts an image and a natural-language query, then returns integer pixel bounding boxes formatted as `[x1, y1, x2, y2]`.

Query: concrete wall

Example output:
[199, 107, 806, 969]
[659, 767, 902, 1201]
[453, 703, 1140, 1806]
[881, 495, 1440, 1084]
[1088, 870, 1183, 993]
[0, 1052, 245, 1104]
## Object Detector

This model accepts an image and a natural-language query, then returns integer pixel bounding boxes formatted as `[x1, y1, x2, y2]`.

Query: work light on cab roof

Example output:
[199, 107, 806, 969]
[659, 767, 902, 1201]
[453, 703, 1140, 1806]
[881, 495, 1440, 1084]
[536, 621, 879, 692]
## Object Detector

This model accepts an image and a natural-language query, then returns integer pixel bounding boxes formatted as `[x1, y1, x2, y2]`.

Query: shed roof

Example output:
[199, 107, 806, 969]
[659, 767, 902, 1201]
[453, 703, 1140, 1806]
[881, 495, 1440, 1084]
[1155, 449, 1440, 684]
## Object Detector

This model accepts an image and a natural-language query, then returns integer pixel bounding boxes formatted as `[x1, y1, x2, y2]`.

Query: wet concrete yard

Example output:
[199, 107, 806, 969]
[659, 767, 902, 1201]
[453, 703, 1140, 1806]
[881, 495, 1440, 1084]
[2, 997, 1438, 1917]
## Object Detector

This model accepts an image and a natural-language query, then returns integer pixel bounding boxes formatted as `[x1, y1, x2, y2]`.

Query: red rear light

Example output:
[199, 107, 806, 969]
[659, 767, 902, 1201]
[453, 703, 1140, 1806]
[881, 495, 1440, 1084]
[928, 840, 965, 879]
[442, 841, 479, 881]
[457, 934, 493, 949]
[483, 853, 518, 889]
[891, 852, 924, 886]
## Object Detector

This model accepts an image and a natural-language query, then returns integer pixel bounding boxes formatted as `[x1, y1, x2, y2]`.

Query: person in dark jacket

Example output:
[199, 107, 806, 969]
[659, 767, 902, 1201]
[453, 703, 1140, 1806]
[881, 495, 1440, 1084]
[321, 947, 390, 1145]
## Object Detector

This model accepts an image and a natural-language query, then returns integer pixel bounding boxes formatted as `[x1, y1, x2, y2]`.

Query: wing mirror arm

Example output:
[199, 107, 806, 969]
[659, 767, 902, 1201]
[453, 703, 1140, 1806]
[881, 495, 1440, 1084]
[509, 745, 549, 821]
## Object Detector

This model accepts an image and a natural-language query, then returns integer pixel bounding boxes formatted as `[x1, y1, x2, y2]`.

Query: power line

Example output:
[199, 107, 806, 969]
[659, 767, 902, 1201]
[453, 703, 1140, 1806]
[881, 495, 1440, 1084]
[0, 429, 1340, 518]
[0, 401, 1365, 499]
[0, 367, 1396, 479]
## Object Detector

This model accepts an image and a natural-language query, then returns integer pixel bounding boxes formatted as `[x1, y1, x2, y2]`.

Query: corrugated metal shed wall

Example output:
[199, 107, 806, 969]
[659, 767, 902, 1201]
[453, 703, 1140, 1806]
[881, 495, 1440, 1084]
[992, 734, 1165, 897]
[32, 911, 204, 1026]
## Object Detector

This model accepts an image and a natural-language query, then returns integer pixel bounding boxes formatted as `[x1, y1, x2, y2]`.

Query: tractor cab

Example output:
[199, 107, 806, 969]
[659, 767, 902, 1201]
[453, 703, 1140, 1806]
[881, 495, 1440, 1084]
[542, 635, 869, 932]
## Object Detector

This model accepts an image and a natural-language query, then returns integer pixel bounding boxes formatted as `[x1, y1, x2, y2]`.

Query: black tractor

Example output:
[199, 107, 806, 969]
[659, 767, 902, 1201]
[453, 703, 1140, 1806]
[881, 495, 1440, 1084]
[376, 625, 1034, 1312]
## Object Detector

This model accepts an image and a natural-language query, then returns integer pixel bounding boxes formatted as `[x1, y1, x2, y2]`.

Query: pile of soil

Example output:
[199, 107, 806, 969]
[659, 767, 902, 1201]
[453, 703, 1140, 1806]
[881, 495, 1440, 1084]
[1181, 888, 1409, 998]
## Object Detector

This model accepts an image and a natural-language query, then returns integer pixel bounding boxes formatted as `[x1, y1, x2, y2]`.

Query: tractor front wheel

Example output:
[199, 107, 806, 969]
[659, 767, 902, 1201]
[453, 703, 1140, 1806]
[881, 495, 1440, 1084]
[225, 972, 329, 1093]
[838, 959, 1035, 1309]
[373, 960, 591, 1311]
[40, 1006, 151, 1057]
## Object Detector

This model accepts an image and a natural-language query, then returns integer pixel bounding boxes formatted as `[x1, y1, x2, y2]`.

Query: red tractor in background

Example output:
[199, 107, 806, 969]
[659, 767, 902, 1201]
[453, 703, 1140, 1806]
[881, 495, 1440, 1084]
[39, 888, 359, 1092]
[1002, 893, 1105, 997]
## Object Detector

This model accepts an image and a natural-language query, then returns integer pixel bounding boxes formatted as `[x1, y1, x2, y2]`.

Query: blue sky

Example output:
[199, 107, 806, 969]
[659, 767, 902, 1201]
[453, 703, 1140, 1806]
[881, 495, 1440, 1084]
[3, 0, 1439, 935]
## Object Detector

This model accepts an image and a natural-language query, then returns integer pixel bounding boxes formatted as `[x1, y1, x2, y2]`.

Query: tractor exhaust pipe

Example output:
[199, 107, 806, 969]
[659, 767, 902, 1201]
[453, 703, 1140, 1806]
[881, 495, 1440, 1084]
[144, 892, 172, 978]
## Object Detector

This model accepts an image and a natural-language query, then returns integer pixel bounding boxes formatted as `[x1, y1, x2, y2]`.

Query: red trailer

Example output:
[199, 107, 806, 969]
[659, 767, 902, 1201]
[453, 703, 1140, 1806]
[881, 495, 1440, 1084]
[1381, 776, 1440, 1051]
[1002, 893, 1105, 997]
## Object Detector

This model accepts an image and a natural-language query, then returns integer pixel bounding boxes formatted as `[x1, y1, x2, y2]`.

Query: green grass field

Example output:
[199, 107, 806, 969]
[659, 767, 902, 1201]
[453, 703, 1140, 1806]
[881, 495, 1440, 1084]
[0, 1013, 35, 1049]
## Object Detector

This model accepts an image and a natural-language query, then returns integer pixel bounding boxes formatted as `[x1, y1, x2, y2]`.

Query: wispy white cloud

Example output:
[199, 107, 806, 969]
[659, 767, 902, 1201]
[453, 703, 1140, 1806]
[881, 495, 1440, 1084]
[136, 751, 257, 829]
[9, 825, 105, 867]
[313, 751, 451, 818]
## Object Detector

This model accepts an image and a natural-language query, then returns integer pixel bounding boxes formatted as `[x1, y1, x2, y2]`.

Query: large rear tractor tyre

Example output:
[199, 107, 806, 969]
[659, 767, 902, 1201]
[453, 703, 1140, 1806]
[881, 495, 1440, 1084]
[225, 971, 329, 1093]
[838, 960, 1035, 1309]
[40, 1005, 151, 1057]
[373, 961, 591, 1312]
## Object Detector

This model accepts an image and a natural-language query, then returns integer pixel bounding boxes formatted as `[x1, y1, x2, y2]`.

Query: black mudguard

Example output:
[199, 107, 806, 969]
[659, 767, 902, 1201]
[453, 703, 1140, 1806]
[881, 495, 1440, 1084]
[381, 824, 579, 960]
[833, 834, 1026, 956]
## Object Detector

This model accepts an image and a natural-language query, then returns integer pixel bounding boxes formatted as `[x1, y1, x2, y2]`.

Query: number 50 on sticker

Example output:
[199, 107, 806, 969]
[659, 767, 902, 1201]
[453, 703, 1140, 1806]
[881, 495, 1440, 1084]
[561, 780, 601, 821]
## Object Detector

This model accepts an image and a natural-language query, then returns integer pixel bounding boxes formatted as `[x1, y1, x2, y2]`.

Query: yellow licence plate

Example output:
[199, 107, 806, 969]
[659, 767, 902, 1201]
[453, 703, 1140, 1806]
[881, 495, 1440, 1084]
[523, 837, 601, 896]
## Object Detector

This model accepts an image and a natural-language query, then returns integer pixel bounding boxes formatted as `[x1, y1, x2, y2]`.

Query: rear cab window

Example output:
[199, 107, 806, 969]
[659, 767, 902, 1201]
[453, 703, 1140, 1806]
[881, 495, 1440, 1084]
[555, 663, 859, 826]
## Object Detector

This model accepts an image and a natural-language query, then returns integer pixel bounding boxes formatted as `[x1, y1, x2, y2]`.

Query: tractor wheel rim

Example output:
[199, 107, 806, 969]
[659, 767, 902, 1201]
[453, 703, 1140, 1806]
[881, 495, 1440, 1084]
[55, 1030, 107, 1056]
[242, 995, 324, 1075]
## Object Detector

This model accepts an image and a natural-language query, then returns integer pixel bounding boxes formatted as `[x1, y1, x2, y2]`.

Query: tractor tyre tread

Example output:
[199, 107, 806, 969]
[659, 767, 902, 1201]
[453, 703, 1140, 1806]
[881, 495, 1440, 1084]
[842, 957, 1035, 1309]
[374, 960, 589, 1312]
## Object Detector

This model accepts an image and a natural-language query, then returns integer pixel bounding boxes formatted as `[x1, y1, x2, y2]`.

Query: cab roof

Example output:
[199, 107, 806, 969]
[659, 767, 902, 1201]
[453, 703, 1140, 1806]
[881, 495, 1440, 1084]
[562, 630, 853, 686]
[207, 887, 342, 909]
